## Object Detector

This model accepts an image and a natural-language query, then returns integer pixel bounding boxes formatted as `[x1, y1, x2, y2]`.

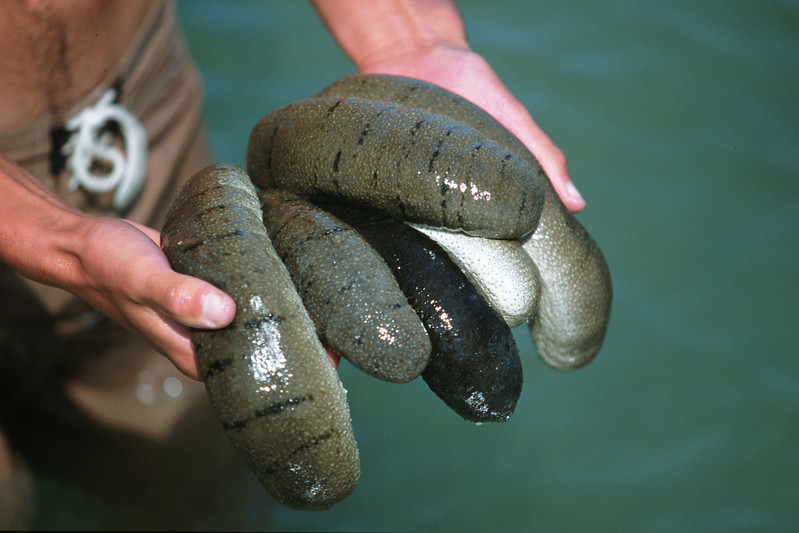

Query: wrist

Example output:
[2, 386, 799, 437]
[312, 0, 469, 72]
[0, 154, 88, 289]
[7, 207, 87, 291]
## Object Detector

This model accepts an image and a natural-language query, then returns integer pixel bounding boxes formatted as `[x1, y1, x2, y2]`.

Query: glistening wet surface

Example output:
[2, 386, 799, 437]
[25, 1, 799, 530]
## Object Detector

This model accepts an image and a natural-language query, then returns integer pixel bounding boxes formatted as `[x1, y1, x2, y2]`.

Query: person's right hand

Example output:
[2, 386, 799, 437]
[0, 153, 235, 380]
[65, 216, 236, 379]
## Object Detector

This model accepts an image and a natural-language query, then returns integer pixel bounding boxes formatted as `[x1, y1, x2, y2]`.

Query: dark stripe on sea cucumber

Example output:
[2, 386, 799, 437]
[293, 225, 348, 248]
[261, 428, 335, 476]
[222, 395, 314, 431]
[410, 118, 427, 136]
[332, 149, 342, 172]
[265, 117, 281, 175]
[180, 229, 247, 252]
[357, 122, 371, 145]
[326, 99, 343, 114]
[336, 277, 369, 296]
[203, 357, 234, 380]
[192, 204, 229, 219]
[290, 429, 333, 457]
[428, 138, 444, 172]
[255, 395, 313, 419]
[244, 314, 283, 329]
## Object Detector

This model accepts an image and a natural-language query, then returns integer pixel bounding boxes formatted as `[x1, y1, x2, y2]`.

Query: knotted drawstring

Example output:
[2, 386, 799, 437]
[62, 88, 148, 212]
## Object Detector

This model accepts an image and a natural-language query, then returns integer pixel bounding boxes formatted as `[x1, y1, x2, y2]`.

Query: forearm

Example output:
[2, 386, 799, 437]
[0, 153, 86, 290]
[311, 0, 468, 71]
[0, 153, 234, 379]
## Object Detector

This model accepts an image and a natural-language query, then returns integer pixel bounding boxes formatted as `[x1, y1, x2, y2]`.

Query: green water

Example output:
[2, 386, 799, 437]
[34, 0, 799, 530]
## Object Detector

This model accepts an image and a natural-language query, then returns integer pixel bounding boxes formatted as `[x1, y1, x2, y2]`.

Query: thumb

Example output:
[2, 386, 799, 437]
[152, 273, 237, 330]
[127, 219, 237, 329]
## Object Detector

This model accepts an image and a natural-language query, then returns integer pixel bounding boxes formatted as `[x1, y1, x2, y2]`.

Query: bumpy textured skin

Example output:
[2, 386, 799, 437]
[521, 208, 611, 369]
[324, 203, 523, 423]
[246, 95, 545, 239]
[258, 189, 431, 383]
[159, 74, 611, 510]
[161, 165, 360, 510]
[320, 74, 612, 370]
[408, 223, 540, 328]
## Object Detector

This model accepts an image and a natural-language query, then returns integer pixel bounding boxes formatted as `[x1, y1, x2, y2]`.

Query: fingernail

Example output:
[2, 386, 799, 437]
[566, 180, 584, 204]
[202, 292, 233, 328]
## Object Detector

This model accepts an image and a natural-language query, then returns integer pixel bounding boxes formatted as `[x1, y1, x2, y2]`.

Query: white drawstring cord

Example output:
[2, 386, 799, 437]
[62, 88, 148, 212]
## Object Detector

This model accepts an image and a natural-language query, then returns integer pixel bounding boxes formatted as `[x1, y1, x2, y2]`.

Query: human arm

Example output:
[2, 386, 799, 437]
[0, 154, 236, 380]
[310, 0, 585, 212]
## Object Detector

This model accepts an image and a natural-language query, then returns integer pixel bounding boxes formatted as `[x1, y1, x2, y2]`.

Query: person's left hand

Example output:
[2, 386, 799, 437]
[358, 45, 586, 213]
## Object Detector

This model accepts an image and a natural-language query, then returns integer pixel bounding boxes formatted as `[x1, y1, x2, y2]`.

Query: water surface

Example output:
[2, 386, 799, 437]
[34, 0, 799, 530]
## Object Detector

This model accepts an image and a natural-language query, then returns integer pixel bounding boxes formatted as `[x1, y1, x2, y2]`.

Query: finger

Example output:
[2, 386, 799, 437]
[356, 61, 586, 213]
[476, 95, 586, 213]
[525, 131, 586, 213]
[143, 271, 237, 330]
[117, 220, 236, 338]
[124, 219, 162, 246]
[148, 312, 204, 380]
[111, 298, 204, 380]
[259, 190, 431, 383]
[324, 346, 342, 368]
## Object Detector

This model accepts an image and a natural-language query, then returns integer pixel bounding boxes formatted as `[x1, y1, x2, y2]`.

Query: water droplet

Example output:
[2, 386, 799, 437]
[163, 376, 184, 398]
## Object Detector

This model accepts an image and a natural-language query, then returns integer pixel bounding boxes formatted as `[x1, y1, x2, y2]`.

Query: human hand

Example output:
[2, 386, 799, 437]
[311, 0, 585, 213]
[62, 216, 236, 379]
[0, 154, 226, 379]
[358, 47, 585, 213]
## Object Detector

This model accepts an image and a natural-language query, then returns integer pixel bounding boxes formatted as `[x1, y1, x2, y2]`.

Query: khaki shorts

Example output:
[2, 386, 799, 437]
[0, 0, 215, 442]
[0, 4, 269, 527]
[0, 0, 212, 325]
